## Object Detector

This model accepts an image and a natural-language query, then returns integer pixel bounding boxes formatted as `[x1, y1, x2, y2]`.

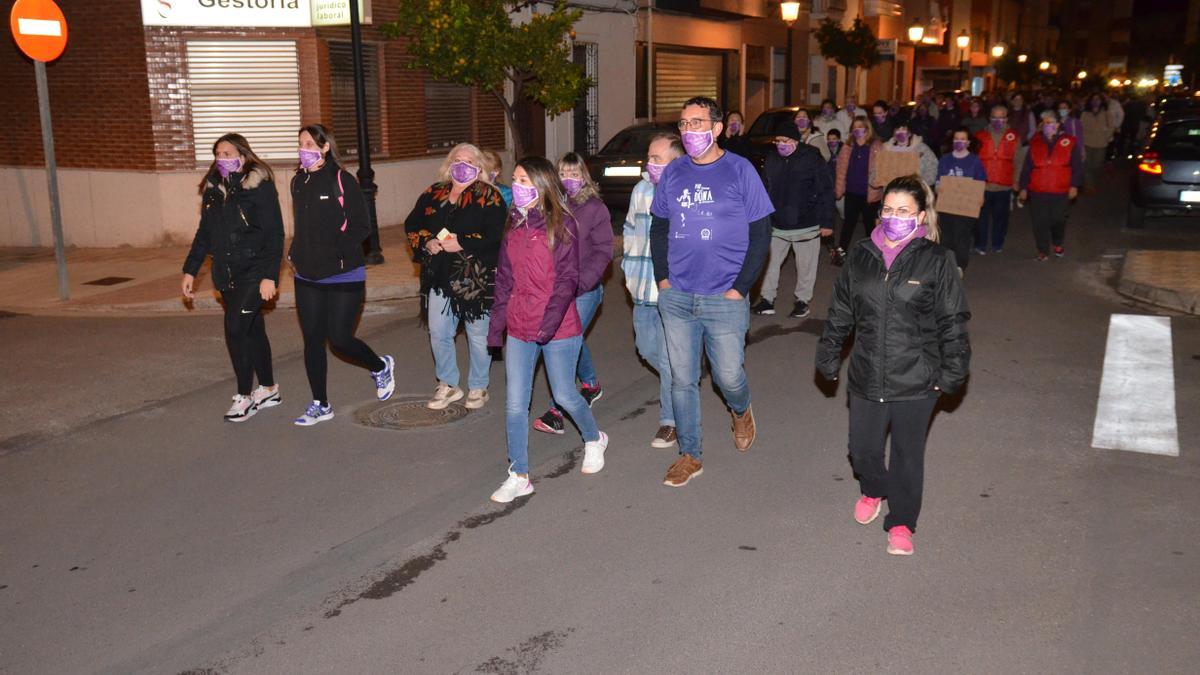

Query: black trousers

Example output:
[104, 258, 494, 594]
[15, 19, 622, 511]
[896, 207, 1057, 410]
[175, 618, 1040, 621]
[848, 395, 939, 531]
[938, 213, 977, 270]
[221, 283, 274, 396]
[294, 278, 385, 405]
[1028, 192, 1070, 255]
[839, 194, 879, 251]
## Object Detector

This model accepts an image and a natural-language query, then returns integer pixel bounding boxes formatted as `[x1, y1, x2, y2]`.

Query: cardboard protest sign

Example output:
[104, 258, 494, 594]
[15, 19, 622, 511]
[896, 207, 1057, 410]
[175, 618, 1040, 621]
[936, 176, 986, 218]
[874, 150, 920, 187]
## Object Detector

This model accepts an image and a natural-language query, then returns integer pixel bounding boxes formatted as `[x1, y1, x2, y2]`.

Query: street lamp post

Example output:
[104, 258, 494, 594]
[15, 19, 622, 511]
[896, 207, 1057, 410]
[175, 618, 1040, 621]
[349, 0, 384, 265]
[908, 19, 925, 102]
[780, 2, 799, 103]
[956, 30, 971, 90]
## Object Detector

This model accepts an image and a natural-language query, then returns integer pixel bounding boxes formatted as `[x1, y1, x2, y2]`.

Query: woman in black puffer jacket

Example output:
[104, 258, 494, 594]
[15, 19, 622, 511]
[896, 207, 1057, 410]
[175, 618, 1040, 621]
[182, 133, 284, 423]
[816, 175, 971, 557]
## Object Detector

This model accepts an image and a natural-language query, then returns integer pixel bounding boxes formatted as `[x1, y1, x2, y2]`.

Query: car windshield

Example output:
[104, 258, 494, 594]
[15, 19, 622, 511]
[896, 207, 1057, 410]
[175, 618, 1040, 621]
[1153, 121, 1200, 151]
[748, 111, 799, 137]
[599, 128, 664, 156]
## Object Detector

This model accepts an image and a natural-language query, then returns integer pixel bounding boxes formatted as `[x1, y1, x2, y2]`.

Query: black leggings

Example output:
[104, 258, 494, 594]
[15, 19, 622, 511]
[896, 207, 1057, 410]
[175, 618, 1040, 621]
[938, 213, 977, 270]
[848, 395, 939, 532]
[840, 194, 879, 251]
[294, 278, 385, 405]
[221, 283, 274, 396]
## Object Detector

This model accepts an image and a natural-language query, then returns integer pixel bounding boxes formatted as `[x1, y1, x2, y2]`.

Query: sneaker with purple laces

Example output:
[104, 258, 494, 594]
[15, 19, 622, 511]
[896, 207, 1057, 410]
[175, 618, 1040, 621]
[854, 496, 883, 525]
[372, 355, 395, 401]
[887, 526, 914, 556]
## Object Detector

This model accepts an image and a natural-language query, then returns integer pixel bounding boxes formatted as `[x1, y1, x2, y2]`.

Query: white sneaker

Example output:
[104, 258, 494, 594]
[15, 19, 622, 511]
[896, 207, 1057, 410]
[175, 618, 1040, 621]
[427, 383, 464, 410]
[581, 431, 609, 474]
[372, 355, 395, 401]
[224, 394, 257, 423]
[251, 384, 281, 410]
[464, 389, 489, 410]
[490, 466, 534, 503]
[294, 400, 334, 426]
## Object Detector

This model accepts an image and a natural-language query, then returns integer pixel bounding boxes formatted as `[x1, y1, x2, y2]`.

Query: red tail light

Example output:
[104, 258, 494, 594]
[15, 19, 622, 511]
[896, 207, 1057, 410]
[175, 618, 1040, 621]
[1138, 151, 1163, 175]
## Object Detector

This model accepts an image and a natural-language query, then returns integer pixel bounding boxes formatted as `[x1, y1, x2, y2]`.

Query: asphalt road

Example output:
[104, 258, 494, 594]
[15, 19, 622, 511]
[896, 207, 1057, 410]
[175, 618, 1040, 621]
[1, 163, 1198, 674]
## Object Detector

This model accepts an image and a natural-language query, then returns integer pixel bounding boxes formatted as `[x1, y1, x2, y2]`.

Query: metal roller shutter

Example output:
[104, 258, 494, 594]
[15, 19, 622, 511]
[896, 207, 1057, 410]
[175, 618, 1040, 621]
[328, 41, 382, 158]
[186, 40, 302, 164]
[654, 51, 723, 118]
[425, 79, 473, 151]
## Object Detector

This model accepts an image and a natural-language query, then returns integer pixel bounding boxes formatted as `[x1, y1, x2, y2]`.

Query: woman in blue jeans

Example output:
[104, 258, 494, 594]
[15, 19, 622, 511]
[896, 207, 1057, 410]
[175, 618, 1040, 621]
[487, 157, 609, 503]
[533, 152, 614, 435]
[405, 143, 507, 411]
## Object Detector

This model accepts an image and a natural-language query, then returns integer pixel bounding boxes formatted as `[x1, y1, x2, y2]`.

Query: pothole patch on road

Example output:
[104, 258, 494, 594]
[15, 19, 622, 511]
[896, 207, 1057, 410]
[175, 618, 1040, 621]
[354, 395, 478, 430]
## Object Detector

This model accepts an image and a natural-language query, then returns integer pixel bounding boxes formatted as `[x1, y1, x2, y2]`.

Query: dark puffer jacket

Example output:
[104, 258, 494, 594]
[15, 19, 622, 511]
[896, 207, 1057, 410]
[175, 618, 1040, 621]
[816, 236, 971, 400]
[182, 166, 284, 291]
[762, 143, 835, 232]
[289, 160, 371, 280]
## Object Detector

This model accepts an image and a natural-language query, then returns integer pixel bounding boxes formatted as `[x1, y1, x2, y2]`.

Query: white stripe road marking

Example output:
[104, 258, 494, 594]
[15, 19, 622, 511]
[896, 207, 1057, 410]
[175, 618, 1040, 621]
[1092, 314, 1180, 456]
[17, 18, 63, 37]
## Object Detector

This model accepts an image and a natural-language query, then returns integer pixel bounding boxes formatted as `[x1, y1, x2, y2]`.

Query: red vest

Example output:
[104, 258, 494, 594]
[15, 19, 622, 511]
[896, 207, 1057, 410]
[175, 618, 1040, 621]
[975, 129, 1018, 186]
[1028, 134, 1076, 194]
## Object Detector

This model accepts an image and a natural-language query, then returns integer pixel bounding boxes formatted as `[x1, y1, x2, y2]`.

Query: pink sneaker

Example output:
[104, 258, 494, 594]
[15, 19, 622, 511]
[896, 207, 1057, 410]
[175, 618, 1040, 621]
[854, 496, 883, 524]
[887, 526, 914, 556]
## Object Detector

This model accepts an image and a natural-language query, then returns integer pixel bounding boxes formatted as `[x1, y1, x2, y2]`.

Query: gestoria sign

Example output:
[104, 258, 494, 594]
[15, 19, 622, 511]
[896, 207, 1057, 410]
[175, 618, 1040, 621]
[140, 0, 370, 28]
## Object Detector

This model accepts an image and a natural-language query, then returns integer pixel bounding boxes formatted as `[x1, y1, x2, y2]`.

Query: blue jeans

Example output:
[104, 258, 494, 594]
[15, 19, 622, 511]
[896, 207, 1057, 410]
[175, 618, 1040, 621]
[428, 290, 491, 391]
[632, 303, 675, 426]
[548, 285, 603, 410]
[976, 189, 1011, 251]
[505, 335, 601, 474]
[657, 287, 751, 459]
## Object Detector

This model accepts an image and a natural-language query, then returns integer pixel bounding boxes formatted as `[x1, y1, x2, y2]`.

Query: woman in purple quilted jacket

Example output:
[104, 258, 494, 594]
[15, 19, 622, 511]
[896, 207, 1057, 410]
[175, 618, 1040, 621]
[486, 157, 610, 504]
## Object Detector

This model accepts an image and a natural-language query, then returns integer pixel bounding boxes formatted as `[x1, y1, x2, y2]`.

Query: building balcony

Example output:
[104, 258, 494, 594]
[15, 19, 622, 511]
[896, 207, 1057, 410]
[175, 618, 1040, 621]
[811, 0, 847, 21]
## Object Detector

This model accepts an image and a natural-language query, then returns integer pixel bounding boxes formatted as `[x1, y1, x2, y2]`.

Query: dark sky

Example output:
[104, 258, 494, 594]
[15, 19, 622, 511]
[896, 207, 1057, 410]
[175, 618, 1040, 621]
[1134, 0, 1189, 11]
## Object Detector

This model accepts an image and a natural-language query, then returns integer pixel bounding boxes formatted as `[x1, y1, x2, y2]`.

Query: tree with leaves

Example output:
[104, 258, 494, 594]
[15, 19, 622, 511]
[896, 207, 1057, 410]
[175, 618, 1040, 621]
[814, 18, 881, 99]
[382, 0, 590, 160]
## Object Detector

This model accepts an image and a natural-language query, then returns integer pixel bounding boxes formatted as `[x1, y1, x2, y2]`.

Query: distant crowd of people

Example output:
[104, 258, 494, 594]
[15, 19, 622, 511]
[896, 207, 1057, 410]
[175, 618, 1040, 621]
[180, 85, 1156, 556]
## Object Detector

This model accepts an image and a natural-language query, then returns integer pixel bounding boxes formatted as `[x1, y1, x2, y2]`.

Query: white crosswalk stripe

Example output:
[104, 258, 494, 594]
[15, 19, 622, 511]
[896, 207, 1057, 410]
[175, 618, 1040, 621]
[1092, 314, 1180, 456]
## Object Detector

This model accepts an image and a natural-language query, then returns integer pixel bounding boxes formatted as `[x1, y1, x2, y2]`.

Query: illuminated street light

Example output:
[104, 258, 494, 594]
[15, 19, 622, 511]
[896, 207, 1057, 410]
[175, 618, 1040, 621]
[1109, 78, 1123, 87]
[991, 42, 1006, 58]
[1124, 79, 1132, 85]
[1039, 61, 1051, 71]
[1018, 54, 1028, 63]
[907, 19, 925, 43]
[780, 1, 800, 26]
[956, 30, 971, 50]
[1077, 70, 1088, 80]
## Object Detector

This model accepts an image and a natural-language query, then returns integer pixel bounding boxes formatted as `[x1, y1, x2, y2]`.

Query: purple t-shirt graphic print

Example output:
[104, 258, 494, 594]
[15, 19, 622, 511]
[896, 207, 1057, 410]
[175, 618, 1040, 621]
[650, 151, 774, 295]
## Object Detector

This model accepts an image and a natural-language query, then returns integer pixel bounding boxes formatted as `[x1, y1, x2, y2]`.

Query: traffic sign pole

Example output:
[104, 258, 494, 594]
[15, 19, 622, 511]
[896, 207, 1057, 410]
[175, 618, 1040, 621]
[34, 59, 68, 301]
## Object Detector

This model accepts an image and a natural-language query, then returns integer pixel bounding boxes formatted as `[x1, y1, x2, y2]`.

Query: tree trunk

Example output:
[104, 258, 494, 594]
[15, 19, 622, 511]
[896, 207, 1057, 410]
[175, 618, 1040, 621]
[492, 88, 523, 162]
[845, 66, 857, 100]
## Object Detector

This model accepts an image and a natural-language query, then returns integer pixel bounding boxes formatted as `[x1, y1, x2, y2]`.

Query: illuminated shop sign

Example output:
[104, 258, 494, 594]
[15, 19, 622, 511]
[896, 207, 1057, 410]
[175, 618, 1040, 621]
[141, 0, 370, 28]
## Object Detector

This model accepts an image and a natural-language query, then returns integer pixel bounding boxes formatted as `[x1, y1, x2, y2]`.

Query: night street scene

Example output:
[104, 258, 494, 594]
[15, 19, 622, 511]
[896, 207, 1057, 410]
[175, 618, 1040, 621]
[3, 0, 1200, 673]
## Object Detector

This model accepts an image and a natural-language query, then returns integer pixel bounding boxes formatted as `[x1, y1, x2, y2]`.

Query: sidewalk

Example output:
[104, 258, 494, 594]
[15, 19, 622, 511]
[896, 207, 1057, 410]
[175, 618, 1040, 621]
[1118, 250, 1200, 315]
[0, 226, 421, 316]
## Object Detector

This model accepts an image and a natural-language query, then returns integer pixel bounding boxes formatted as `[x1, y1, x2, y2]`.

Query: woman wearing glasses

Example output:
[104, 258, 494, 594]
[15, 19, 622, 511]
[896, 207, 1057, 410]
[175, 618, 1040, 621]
[816, 175, 971, 556]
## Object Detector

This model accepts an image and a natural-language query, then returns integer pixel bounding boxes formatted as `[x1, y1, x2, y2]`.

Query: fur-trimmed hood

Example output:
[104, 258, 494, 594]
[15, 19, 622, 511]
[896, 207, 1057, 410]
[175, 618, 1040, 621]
[206, 164, 273, 194]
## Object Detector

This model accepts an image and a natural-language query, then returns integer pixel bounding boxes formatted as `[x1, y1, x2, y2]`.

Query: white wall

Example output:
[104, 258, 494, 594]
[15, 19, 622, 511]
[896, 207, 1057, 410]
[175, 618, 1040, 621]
[545, 10, 638, 160]
[0, 156, 451, 247]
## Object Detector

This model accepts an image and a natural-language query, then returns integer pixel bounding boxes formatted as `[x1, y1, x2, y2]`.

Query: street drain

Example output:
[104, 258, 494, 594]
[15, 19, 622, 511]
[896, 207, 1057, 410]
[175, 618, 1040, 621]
[83, 276, 134, 286]
[355, 395, 472, 430]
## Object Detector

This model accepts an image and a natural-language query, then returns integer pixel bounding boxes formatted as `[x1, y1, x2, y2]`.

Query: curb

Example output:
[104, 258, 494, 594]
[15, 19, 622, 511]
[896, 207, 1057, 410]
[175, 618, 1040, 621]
[1116, 252, 1200, 316]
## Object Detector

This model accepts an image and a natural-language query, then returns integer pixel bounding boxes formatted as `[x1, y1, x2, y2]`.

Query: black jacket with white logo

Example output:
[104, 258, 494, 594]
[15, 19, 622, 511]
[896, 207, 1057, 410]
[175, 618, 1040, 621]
[288, 160, 371, 280]
[183, 166, 284, 291]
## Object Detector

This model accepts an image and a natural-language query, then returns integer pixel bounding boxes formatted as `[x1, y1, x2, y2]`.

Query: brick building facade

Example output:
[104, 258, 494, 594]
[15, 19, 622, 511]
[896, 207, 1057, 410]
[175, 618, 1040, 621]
[1, 0, 507, 247]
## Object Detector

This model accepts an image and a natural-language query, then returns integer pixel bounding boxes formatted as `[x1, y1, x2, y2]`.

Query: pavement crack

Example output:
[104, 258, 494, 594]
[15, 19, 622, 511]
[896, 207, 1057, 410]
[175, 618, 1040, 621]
[473, 628, 576, 674]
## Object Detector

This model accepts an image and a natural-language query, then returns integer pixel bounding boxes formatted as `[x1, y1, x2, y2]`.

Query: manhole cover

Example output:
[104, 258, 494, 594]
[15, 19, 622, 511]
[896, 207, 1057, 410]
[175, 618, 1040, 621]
[355, 395, 473, 430]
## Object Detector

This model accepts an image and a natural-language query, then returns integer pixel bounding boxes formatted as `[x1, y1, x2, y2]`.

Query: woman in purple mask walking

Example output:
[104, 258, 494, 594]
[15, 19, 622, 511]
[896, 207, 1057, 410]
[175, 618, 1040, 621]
[288, 124, 395, 426]
[182, 133, 285, 422]
[817, 175, 971, 556]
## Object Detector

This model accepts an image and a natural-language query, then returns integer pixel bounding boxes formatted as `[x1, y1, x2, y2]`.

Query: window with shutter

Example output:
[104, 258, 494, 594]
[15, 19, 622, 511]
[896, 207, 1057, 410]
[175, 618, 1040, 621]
[328, 40, 383, 158]
[654, 51, 723, 118]
[186, 40, 302, 165]
[425, 79, 473, 151]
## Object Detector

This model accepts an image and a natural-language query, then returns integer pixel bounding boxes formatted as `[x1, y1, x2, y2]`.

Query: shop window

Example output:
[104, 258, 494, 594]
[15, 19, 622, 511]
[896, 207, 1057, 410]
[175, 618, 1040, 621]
[328, 41, 383, 158]
[186, 40, 301, 164]
[425, 79, 473, 151]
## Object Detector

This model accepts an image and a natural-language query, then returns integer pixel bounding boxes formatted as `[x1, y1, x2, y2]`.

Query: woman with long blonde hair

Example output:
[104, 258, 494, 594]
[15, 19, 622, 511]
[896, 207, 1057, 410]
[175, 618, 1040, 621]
[817, 175, 970, 556]
[486, 156, 610, 503]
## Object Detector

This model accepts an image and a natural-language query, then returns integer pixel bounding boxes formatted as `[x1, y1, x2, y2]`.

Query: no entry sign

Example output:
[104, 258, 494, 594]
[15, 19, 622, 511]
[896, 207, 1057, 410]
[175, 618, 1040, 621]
[10, 0, 68, 63]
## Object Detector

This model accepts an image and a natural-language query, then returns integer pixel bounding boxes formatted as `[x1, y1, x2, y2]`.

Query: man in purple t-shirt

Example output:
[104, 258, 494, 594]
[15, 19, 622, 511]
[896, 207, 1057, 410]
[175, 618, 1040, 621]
[650, 96, 775, 488]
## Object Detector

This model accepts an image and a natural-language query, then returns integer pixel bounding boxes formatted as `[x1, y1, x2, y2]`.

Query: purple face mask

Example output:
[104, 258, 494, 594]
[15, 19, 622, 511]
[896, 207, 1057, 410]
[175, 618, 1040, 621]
[450, 161, 479, 185]
[561, 177, 584, 197]
[795, 117, 810, 130]
[682, 130, 714, 158]
[874, 113, 887, 122]
[728, 122, 741, 135]
[894, 131, 909, 145]
[776, 142, 796, 157]
[216, 157, 242, 178]
[822, 108, 834, 117]
[953, 139, 970, 152]
[990, 117, 1006, 130]
[828, 140, 841, 153]
[511, 182, 538, 209]
[846, 104, 857, 114]
[1043, 123, 1058, 139]
[880, 215, 919, 242]
[646, 161, 667, 185]
[299, 148, 323, 170]
[490, 170, 500, 182]
[852, 127, 867, 140]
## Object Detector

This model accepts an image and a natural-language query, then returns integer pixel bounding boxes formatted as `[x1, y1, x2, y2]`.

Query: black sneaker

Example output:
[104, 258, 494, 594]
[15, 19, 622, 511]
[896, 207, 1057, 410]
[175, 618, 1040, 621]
[532, 408, 565, 435]
[831, 248, 846, 266]
[751, 299, 775, 315]
[788, 301, 810, 319]
[580, 384, 603, 408]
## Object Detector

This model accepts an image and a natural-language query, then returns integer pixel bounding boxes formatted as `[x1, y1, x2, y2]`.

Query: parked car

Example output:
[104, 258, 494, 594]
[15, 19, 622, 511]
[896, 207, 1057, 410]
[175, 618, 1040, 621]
[586, 122, 678, 213]
[1155, 95, 1200, 122]
[1129, 113, 1200, 228]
